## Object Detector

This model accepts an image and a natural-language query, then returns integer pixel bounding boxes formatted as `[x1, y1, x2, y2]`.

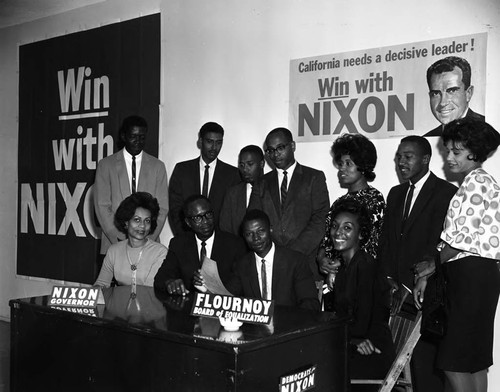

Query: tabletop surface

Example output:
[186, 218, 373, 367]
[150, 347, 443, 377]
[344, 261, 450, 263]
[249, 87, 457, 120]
[10, 285, 348, 352]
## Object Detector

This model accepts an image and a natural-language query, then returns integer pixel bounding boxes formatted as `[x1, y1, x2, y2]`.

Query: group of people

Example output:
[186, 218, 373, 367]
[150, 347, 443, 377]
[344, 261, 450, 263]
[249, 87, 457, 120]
[91, 56, 500, 392]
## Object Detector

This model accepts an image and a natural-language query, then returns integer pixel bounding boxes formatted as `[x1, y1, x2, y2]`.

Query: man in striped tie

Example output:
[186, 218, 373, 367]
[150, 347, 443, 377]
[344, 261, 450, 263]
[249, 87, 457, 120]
[250, 128, 330, 284]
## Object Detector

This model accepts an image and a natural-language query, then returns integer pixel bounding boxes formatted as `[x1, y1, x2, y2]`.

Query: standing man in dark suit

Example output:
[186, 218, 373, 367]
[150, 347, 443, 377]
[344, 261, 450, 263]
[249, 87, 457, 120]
[154, 195, 246, 295]
[424, 56, 484, 137]
[251, 127, 330, 281]
[168, 122, 240, 235]
[378, 135, 457, 392]
[231, 209, 320, 311]
[94, 115, 168, 257]
[219, 145, 264, 236]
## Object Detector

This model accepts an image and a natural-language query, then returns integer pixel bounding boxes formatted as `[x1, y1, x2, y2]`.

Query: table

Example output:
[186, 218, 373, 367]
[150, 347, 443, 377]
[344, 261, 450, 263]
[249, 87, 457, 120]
[10, 285, 348, 391]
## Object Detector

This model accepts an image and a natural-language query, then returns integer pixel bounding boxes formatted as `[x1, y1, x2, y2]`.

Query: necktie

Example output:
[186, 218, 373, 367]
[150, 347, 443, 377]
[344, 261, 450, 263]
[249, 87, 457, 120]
[131, 155, 137, 193]
[246, 184, 253, 208]
[402, 183, 415, 225]
[200, 241, 207, 265]
[280, 170, 288, 210]
[202, 164, 209, 197]
[261, 259, 268, 300]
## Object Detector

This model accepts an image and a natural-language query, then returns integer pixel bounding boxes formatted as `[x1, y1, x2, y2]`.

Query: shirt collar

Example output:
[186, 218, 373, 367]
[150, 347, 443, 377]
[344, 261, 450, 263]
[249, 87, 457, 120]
[279, 160, 297, 177]
[195, 231, 215, 247]
[411, 170, 431, 189]
[254, 242, 275, 263]
[199, 156, 218, 169]
[123, 148, 143, 161]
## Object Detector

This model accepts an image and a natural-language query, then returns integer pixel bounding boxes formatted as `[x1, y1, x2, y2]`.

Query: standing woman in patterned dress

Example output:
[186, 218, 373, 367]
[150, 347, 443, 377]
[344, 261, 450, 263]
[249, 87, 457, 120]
[414, 118, 500, 392]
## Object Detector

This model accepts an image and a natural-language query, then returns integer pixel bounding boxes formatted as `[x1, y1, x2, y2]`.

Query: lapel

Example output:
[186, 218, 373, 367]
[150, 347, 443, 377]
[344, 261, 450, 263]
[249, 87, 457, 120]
[192, 158, 202, 194]
[211, 230, 223, 260]
[237, 182, 249, 213]
[393, 182, 408, 235]
[271, 247, 286, 300]
[209, 160, 225, 199]
[137, 152, 149, 190]
[284, 163, 302, 211]
[116, 152, 130, 198]
[403, 173, 436, 233]
[247, 253, 263, 298]
[186, 233, 201, 266]
[267, 170, 281, 215]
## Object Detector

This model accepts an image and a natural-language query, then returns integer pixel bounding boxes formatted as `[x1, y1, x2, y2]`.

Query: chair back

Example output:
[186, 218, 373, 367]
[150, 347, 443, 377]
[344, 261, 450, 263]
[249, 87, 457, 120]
[389, 308, 417, 354]
[351, 310, 422, 392]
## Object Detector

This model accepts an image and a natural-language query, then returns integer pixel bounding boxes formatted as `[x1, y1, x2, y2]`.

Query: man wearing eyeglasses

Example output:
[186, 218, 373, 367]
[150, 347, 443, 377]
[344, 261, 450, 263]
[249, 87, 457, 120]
[168, 122, 240, 235]
[155, 194, 246, 295]
[251, 127, 330, 282]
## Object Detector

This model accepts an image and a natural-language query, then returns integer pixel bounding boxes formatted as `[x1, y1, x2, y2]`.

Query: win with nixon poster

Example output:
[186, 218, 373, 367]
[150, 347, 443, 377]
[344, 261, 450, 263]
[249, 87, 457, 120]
[18, 14, 160, 283]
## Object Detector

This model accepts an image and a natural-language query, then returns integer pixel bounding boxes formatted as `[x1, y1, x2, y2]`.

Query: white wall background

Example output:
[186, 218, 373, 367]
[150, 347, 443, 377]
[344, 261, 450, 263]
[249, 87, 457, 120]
[0, 0, 499, 386]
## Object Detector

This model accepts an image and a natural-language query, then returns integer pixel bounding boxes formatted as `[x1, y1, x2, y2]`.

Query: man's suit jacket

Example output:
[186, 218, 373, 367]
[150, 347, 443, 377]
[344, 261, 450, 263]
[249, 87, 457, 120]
[168, 158, 240, 235]
[219, 182, 251, 236]
[153, 230, 247, 292]
[424, 108, 485, 137]
[251, 163, 330, 279]
[231, 245, 320, 311]
[94, 150, 168, 254]
[378, 172, 457, 290]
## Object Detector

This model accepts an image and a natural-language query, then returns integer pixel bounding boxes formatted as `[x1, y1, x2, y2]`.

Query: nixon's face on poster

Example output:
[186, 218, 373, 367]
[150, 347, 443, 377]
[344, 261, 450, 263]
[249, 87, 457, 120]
[424, 55, 484, 137]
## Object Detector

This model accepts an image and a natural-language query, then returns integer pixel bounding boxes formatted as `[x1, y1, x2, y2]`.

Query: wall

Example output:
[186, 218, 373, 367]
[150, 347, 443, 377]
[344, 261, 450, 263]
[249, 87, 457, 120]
[1, 0, 499, 386]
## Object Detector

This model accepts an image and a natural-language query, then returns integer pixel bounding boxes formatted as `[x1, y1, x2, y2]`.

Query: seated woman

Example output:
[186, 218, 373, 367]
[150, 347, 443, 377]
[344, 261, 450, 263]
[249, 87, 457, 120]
[328, 199, 395, 382]
[95, 192, 168, 288]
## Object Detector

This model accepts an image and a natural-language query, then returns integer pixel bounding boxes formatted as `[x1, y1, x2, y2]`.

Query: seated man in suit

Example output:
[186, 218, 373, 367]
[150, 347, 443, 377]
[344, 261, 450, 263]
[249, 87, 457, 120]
[230, 209, 320, 311]
[168, 122, 240, 235]
[424, 56, 484, 137]
[251, 127, 330, 282]
[154, 195, 246, 295]
[219, 145, 265, 236]
[94, 115, 168, 258]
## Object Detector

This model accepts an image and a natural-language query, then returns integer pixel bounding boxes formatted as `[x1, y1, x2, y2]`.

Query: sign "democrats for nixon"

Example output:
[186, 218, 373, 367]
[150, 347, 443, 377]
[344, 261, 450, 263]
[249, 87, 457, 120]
[279, 365, 317, 392]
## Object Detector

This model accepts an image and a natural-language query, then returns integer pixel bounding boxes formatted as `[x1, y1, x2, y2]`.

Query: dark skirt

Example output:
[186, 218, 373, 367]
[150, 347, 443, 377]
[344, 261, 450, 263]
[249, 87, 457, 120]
[436, 256, 500, 372]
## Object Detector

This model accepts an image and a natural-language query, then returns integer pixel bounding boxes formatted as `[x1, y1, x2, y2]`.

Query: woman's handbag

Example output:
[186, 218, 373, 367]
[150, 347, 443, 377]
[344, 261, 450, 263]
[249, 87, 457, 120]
[420, 253, 447, 337]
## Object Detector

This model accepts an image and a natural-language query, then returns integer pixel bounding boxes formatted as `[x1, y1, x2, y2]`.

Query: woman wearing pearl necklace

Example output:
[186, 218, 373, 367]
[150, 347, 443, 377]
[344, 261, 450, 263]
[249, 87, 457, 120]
[95, 192, 167, 288]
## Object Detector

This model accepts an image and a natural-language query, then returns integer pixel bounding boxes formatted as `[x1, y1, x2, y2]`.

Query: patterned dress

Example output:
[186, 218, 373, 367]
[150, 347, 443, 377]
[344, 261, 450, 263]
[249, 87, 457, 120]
[320, 186, 386, 261]
[439, 167, 500, 261]
[435, 168, 500, 372]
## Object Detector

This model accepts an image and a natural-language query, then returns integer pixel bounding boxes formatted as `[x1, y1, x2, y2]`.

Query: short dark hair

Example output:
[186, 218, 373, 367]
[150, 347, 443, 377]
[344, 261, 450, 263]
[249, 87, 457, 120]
[266, 127, 293, 145]
[199, 122, 224, 139]
[329, 199, 371, 250]
[442, 118, 500, 163]
[241, 209, 271, 229]
[182, 194, 212, 217]
[331, 134, 378, 182]
[426, 56, 472, 89]
[400, 135, 432, 158]
[119, 115, 148, 137]
[114, 192, 159, 234]
[239, 145, 264, 161]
